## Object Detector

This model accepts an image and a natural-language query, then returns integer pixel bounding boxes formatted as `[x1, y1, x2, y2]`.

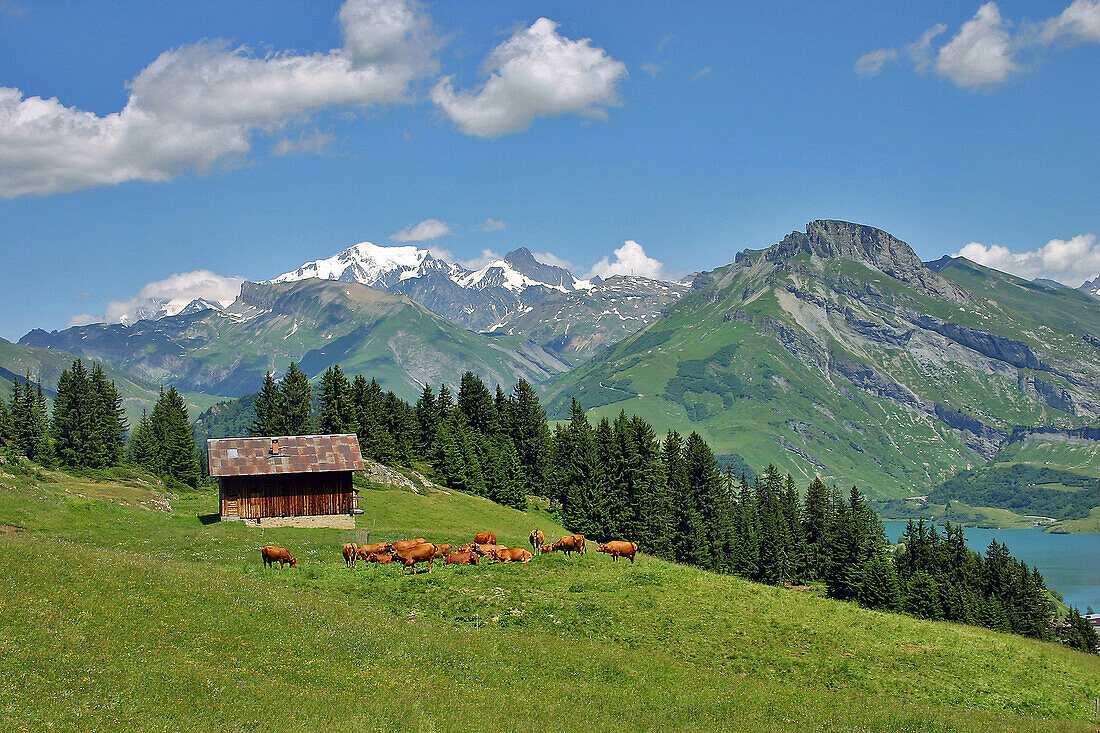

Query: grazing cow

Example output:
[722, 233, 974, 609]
[596, 541, 639, 563]
[367, 551, 396, 564]
[445, 551, 479, 566]
[572, 534, 586, 555]
[539, 542, 555, 554]
[391, 538, 428, 553]
[529, 529, 544, 554]
[261, 545, 297, 568]
[396, 542, 437, 574]
[342, 542, 358, 567]
[431, 543, 453, 559]
[356, 541, 392, 560]
[473, 532, 497, 545]
[495, 547, 533, 564]
[551, 535, 582, 556]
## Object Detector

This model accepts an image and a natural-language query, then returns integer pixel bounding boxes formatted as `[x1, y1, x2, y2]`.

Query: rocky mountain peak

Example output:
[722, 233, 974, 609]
[1080, 275, 1100, 299]
[502, 247, 578, 290]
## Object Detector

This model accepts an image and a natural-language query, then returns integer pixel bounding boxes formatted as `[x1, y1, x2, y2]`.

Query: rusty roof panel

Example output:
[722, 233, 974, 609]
[206, 434, 366, 477]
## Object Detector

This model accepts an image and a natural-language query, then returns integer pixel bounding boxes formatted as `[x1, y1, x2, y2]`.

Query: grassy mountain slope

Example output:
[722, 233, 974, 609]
[0, 336, 221, 427]
[1, 462, 1098, 731]
[546, 221, 1100, 497]
[20, 279, 571, 401]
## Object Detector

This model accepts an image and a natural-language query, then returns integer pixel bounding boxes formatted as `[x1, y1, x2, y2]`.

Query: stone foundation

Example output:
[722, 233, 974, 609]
[231, 514, 356, 530]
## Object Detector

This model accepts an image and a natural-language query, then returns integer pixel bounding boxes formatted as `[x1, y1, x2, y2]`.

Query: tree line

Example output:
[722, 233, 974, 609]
[0, 360, 201, 488]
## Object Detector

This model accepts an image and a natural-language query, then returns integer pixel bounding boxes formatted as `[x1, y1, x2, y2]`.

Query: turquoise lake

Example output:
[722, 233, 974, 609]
[882, 521, 1100, 613]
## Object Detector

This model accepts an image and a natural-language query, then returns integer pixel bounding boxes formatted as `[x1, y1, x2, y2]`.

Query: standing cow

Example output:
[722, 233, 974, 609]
[342, 542, 358, 567]
[596, 541, 639, 564]
[529, 529, 544, 555]
[261, 545, 297, 568]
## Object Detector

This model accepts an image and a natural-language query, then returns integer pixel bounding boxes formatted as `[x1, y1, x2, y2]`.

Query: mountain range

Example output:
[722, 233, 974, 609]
[11, 221, 1100, 498]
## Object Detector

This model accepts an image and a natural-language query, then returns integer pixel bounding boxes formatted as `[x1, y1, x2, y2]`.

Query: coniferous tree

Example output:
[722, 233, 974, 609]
[128, 409, 160, 474]
[561, 399, 603, 537]
[51, 359, 94, 467]
[1060, 608, 1100, 653]
[414, 384, 438, 457]
[316, 365, 355, 434]
[352, 376, 397, 464]
[664, 430, 708, 567]
[280, 362, 313, 435]
[510, 379, 551, 494]
[152, 387, 201, 487]
[490, 438, 526, 510]
[457, 371, 499, 437]
[0, 387, 9, 447]
[88, 363, 127, 467]
[803, 476, 831, 580]
[437, 383, 454, 424]
[251, 371, 283, 436]
[8, 375, 50, 462]
[858, 554, 901, 611]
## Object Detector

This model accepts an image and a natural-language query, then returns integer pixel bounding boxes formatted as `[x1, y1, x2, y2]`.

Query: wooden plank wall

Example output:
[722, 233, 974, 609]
[221, 472, 352, 518]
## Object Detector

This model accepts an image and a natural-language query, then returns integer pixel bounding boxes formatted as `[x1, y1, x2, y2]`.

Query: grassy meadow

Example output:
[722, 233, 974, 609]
[2, 460, 1100, 732]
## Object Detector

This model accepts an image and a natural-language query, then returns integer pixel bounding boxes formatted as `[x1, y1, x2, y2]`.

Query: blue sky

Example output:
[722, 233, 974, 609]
[0, 0, 1097, 340]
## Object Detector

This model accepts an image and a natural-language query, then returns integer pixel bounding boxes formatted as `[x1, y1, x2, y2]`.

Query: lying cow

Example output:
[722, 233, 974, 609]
[445, 551, 479, 566]
[494, 547, 533, 564]
[474, 543, 507, 558]
[431, 543, 453, 559]
[261, 545, 297, 568]
[366, 551, 396, 564]
[473, 532, 497, 545]
[529, 529, 544, 555]
[396, 542, 437, 574]
[342, 542, 358, 567]
[596, 541, 639, 564]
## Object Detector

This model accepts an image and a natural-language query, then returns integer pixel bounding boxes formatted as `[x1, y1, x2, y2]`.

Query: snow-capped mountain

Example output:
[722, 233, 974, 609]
[459, 248, 590, 293]
[117, 296, 226, 325]
[1081, 275, 1100, 299]
[268, 242, 465, 290]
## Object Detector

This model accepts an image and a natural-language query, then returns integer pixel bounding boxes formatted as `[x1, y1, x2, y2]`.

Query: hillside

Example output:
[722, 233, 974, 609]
[546, 221, 1100, 497]
[20, 279, 571, 401]
[0, 336, 221, 427]
[1, 461, 1098, 731]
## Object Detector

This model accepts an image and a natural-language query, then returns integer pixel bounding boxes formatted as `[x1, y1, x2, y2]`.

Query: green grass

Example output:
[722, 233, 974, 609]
[2, 463, 1100, 731]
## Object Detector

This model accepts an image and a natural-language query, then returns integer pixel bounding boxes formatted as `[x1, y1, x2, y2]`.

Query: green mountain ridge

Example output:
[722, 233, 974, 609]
[546, 220, 1100, 497]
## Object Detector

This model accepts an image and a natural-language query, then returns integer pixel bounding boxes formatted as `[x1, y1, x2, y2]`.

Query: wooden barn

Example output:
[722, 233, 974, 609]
[207, 434, 365, 528]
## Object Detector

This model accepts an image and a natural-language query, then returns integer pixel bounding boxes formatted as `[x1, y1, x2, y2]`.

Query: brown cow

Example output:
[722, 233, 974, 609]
[596, 541, 639, 563]
[529, 529, 544, 554]
[474, 543, 507, 558]
[342, 542, 358, 567]
[572, 534, 586, 554]
[261, 545, 297, 568]
[431, 543, 453, 559]
[391, 538, 428, 553]
[396, 542, 437, 574]
[456, 543, 476, 554]
[445, 551, 479, 566]
[367, 551, 396, 564]
[495, 547, 533, 564]
[356, 541, 392, 560]
[473, 532, 497, 545]
[551, 535, 582, 556]
[539, 542, 555, 554]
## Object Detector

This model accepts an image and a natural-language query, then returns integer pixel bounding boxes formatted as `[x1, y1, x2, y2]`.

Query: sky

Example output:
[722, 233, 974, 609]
[0, 0, 1098, 340]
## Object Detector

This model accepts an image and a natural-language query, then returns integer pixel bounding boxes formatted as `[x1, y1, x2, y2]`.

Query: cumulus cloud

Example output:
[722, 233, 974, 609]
[0, 0, 437, 198]
[460, 248, 503, 270]
[955, 233, 1100, 287]
[391, 218, 452, 242]
[480, 217, 506, 232]
[936, 2, 1018, 87]
[430, 17, 627, 137]
[72, 270, 245, 327]
[856, 1, 1100, 88]
[585, 240, 667, 280]
[532, 251, 576, 271]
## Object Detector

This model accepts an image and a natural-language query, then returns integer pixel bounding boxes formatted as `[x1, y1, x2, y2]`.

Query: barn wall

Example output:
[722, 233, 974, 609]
[220, 472, 353, 519]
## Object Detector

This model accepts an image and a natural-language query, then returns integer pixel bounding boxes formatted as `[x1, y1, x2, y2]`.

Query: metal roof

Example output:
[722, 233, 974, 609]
[207, 434, 366, 477]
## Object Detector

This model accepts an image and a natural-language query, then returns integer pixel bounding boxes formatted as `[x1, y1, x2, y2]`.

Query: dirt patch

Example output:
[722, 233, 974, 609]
[0, 523, 26, 535]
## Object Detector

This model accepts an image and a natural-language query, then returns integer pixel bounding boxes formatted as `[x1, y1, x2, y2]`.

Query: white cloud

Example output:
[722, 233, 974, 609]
[1038, 0, 1100, 44]
[532, 251, 575, 271]
[858, 2, 1100, 89]
[430, 17, 627, 137]
[274, 130, 336, 156]
[854, 48, 899, 76]
[0, 0, 437, 198]
[391, 218, 452, 242]
[640, 62, 662, 77]
[480, 217, 506, 232]
[426, 245, 454, 262]
[936, 2, 1018, 87]
[460, 248, 503, 270]
[73, 270, 245, 326]
[955, 233, 1100, 287]
[585, 240, 667, 280]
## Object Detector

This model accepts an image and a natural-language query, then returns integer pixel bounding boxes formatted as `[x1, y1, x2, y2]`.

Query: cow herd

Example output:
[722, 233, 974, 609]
[260, 531, 640, 574]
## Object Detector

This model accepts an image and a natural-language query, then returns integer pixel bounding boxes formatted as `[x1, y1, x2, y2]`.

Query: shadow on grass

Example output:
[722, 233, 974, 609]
[198, 513, 220, 525]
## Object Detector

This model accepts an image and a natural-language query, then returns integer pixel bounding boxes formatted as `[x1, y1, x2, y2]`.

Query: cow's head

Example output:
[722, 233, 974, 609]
[596, 544, 607, 553]
[289, 557, 298, 568]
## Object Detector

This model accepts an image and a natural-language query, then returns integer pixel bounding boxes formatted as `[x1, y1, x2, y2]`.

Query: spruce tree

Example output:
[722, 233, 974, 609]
[561, 399, 602, 537]
[51, 359, 93, 467]
[665, 431, 709, 567]
[316, 365, 355, 434]
[88, 363, 127, 467]
[803, 476, 831, 580]
[128, 409, 161, 474]
[457, 371, 499, 438]
[8, 375, 50, 462]
[153, 387, 201, 487]
[414, 384, 438, 457]
[251, 371, 283, 436]
[280, 362, 314, 435]
[510, 379, 551, 494]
